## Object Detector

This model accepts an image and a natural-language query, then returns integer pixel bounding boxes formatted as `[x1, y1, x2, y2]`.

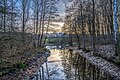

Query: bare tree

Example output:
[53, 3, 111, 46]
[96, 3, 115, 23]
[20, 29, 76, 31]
[21, 0, 30, 40]
[39, 0, 46, 47]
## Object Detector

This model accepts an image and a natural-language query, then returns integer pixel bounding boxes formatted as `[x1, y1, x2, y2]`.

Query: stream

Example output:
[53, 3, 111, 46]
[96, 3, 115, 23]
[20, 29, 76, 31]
[43, 49, 66, 80]
[34, 48, 113, 80]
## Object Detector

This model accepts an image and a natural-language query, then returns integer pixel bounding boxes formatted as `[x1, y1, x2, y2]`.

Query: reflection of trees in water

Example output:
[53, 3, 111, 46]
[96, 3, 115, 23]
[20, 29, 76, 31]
[61, 50, 114, 80]
[61, 50, 75, 80]
[45, 66, 63, 80]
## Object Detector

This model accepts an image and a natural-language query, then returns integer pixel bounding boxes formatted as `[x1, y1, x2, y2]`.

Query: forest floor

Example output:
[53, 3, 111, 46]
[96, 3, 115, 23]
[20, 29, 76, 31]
[68, 44, 120, 65]
[0, 47, 50, 80]
[0, 33, 50, 79]
[96, 45, 120, 63]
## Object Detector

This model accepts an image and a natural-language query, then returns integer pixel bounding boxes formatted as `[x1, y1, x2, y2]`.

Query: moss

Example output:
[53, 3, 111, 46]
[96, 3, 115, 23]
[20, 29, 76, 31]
[14, 62, 27, 69]
[0, 62, 27, 77]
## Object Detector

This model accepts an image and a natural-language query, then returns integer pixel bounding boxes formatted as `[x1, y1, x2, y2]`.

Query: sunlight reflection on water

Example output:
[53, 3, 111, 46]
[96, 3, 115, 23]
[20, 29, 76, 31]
[43, 49, 66, 80]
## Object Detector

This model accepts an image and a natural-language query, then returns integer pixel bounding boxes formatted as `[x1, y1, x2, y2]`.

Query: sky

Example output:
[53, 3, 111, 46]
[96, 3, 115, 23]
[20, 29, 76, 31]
[56, 0, 68, 17]
[57, 0, 70, 17]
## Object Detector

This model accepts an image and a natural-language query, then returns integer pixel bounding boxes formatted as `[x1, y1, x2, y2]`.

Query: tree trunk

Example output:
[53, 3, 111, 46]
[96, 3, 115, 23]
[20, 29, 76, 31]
[38, 0, 44, 46]
[40, 0, 46, 47]
[92, 0, 96, 52]
[3, 0, 6, 32]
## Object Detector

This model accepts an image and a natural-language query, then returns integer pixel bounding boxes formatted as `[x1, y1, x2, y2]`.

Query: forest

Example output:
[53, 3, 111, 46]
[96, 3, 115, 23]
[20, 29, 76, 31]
[0, 0, 120, 80]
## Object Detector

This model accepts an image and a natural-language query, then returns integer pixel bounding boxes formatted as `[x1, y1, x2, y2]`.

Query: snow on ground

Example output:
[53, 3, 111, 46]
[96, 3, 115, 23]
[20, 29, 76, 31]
[74, 50, 120, 80]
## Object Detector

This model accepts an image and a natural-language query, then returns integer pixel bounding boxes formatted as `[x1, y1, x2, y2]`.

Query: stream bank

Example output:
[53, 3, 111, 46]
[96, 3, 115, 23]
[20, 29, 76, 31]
[0, 48, 50, 80]
[62, 48, 120, 80]
[1, 47, 120, 80]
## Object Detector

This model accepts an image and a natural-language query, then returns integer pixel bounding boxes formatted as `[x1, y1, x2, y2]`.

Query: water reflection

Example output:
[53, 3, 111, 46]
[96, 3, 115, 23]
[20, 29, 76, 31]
[43, 49, 65, 80]
[61, 49, 114, 80]
[41, 49, 113, 80]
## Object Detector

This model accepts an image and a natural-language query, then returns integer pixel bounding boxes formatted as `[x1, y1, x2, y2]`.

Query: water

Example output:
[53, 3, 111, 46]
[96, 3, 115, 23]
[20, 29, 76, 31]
[37, 49, 113, 80]
[43, 49, 66, 80]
